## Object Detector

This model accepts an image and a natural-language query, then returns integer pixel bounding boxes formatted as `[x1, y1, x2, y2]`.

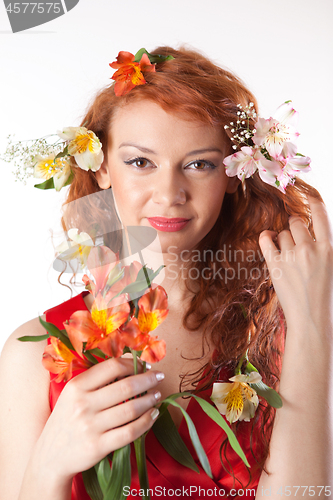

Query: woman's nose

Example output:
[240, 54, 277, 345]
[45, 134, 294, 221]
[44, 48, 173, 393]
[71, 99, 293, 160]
[151, 168, 186, 206]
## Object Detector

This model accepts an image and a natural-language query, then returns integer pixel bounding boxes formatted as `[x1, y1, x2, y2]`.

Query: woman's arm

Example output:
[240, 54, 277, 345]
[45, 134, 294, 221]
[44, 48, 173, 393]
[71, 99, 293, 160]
[0, 317, 163, 500]
[0, 316, 59, 499]
[257, 197, 333, 498]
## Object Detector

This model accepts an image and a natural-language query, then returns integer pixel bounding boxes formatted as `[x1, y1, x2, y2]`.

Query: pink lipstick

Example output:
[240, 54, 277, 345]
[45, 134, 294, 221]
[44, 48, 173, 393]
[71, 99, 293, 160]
[147, 217, 191, 232]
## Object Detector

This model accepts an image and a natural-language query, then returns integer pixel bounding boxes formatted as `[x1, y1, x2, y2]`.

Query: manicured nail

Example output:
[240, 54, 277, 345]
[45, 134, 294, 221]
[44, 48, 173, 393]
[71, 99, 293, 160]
[151, 408, 159, 420]
[145, 362, 152, 370]
[156, 372, 165, 381]
[154, 391, 161, 401]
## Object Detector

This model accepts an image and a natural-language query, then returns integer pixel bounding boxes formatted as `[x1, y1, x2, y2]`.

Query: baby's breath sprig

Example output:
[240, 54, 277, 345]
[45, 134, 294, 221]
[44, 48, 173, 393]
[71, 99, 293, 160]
[224, 103, 257, 151]
[1, 134, 64, 184]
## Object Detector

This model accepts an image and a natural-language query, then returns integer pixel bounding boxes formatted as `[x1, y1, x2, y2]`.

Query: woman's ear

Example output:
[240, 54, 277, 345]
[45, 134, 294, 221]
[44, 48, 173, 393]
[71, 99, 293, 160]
[95, 158, 111, 189]
[226, 175, 240, 194]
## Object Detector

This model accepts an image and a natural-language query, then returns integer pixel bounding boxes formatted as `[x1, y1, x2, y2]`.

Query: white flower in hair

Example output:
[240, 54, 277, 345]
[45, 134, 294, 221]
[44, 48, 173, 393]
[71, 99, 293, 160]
[57, 126, 104, 172]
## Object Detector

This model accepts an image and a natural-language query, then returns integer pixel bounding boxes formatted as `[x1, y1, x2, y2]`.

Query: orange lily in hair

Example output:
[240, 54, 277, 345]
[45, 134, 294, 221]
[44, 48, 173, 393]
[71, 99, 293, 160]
[64, 294, 130, 358]
[110, 51, 155, 96]
[42, 337, 92, 382]
[138, 285, 169, 334]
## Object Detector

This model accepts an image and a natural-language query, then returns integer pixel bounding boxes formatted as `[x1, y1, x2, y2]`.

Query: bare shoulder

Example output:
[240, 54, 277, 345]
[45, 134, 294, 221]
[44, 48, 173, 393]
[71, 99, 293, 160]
[1, 315, 48, 374]
[0, 315, 50, 411]
[0, 317, 51, 497]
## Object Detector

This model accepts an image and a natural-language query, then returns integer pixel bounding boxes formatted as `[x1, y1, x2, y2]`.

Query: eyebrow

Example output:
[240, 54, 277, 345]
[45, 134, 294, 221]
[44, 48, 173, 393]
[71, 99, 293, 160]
[119, 142, 223, 156]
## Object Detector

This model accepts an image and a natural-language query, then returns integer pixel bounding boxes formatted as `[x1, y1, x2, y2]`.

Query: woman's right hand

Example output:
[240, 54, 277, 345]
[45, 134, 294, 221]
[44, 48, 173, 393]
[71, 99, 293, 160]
[32, 357, 163, 481]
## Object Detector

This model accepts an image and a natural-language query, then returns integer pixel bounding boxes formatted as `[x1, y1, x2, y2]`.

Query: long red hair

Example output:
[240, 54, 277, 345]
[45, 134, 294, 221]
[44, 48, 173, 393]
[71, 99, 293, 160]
[61, 46, 321, 483]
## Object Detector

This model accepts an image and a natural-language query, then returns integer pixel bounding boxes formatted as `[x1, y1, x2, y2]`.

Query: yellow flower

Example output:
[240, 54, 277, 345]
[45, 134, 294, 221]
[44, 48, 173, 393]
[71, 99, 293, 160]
[33, 154, 71, 191]
[57, 126, 103, 172]
[211, 372, 262, 424]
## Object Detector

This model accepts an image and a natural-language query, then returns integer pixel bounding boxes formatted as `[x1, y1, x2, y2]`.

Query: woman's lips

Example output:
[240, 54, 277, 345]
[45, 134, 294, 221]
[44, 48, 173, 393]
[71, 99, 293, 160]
[147, 217, 191, 232]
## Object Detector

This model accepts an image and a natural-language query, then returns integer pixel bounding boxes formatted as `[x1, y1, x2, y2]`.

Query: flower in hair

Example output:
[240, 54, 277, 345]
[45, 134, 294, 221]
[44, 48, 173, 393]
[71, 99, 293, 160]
[2, 126, 104, 191]
[223, 101, 311, 193]
[110, 51, 155, 96]
[110, 48, 174, 96]
[57, 127, 103, 172]
[33, 153, 71, 191]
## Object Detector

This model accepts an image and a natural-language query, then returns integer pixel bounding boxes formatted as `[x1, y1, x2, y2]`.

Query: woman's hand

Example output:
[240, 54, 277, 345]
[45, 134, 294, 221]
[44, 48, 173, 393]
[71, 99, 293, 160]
[31, 357, 163, 481]
[259, 196, 333, 338]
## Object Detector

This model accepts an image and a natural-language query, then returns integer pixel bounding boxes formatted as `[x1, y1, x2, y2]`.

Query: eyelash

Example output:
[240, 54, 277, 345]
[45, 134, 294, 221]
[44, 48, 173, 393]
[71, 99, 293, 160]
[124, 156, 218, 171]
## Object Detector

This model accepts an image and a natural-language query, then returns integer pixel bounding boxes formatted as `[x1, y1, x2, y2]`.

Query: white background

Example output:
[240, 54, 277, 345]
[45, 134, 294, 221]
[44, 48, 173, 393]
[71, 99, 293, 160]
[0, 0, 332, 353]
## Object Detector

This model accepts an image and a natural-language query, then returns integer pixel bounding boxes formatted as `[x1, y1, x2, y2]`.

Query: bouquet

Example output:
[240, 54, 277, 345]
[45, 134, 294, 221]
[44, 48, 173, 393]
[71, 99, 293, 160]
[18, 232, 280, 500]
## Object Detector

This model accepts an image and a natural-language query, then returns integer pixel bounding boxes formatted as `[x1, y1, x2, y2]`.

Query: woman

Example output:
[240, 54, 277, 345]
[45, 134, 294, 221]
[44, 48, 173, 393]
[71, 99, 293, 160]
[0, 46, 332, 499]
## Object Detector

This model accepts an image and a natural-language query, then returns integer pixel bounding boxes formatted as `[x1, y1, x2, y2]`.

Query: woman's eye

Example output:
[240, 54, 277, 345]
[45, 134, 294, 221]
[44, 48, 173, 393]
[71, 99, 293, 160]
[124, 157, 151, 169]
[187, 160, 217, 170]
[134, 158, 149, 168]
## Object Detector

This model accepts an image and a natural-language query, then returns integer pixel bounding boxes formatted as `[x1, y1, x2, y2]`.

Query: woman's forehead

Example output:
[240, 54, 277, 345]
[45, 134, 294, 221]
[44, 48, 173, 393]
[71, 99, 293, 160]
[109, 100, 225, 149]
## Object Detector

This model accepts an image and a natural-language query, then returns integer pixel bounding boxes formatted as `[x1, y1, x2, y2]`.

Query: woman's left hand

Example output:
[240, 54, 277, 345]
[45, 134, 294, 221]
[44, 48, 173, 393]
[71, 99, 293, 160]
[259, 196, 333, 344]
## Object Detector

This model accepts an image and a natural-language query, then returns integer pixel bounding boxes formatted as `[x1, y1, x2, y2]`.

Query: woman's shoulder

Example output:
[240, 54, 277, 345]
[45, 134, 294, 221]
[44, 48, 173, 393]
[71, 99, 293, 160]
[0, 315, 48, 379]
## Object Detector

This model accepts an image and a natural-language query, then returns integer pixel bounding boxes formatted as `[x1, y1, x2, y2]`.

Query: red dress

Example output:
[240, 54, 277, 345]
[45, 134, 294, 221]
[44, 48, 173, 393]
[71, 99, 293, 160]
[45, 292, 263, 499]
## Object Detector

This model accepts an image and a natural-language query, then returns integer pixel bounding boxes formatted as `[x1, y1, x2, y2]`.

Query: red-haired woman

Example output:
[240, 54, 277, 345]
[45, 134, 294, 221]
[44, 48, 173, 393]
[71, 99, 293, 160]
[0, 47, 332, 499]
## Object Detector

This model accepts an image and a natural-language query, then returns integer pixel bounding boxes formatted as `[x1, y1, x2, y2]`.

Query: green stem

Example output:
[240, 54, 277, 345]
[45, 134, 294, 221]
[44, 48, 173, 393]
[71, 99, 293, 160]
[235, 349, 249, 375]
[133, 435, 150, 500]
[131, 349, 150, 499]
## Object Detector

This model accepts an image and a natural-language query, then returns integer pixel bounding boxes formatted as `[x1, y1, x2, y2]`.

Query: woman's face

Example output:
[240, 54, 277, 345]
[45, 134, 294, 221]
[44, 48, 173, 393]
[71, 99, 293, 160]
[97, 100, 237, 254]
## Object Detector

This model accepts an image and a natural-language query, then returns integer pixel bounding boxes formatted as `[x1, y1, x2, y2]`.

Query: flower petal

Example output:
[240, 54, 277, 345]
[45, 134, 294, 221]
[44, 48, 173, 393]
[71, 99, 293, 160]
[140, 337, 166, 363]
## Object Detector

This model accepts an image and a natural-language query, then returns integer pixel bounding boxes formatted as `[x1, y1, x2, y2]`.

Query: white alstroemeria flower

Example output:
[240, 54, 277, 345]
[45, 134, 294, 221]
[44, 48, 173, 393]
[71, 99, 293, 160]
[223, 146, 267, 182]
[56, 228, 94, 268]
[211, 371, 262, 424]
[253, 101, 300, 159]
[57, 126, 103, 172]
[33, 154, 71, 192]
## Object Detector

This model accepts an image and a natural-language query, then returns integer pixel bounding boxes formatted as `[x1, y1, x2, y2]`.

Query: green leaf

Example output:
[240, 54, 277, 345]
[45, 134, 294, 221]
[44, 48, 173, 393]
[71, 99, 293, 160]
[88, 348, 107, 359]
[34, 177, 55, 190]
[245, 362, 282, 409]
[160, 392, 250, 468]
[134, 48, 174, 64]
[82, 466, 103, 500]
[83, 351, 100, 365]
[250, 381, 283, 408]
[106, 264, 125, 288]
[95, 457, 112, 495]
[116, 279, 150, 295]
[133, 435, 150, 498]
[104, 445, 131, 500]
[117, 264, 165, 296]
[54, 145, 69, 160]
[163, 398, 212, 478]
[38, 317, 74, 351]
[17, 333, 49, 342]
[136, 264, 164, 284]
[152, 408, 200, 473]
[191, 395, 250, 468]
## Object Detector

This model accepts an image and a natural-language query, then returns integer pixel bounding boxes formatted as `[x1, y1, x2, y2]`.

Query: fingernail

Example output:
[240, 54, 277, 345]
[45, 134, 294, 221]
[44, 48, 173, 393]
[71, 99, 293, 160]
[151, 408, 159, 420]
[145, 362, 152, 370]
[154, 391, 161, 401]
[156, 372, 165, 382]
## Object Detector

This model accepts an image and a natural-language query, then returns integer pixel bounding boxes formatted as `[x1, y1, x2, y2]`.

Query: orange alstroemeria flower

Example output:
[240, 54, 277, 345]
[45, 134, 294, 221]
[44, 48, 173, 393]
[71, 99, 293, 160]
[138, 285, 169, 334]
[64, 295, 130, 358]
[119, 317, 166, 363]
[110, 51, 155, 96]
[42, 337, 91, 383]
